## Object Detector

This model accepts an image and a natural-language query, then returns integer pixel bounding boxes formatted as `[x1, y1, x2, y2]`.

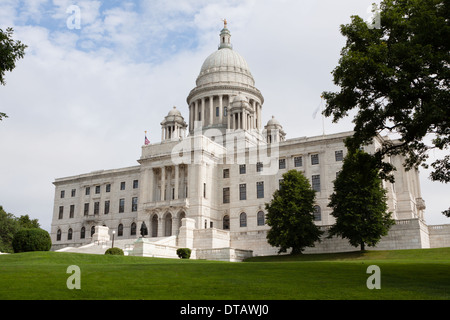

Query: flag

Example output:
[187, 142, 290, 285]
[312, 105, 320, 119]
[144, 132, 150, 145]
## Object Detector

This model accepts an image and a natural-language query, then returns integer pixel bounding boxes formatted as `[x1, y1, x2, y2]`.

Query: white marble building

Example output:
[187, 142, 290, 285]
[51, 23, 450, 259]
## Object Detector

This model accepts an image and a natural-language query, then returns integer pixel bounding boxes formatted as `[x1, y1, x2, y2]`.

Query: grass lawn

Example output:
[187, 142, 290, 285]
[0, 248, 449, 300]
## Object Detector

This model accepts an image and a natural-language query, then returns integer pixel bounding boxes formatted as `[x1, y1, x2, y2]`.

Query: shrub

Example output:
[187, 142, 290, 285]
[176, 248, 191, 259]
[12, 228, 52, 253]
[105, 247, 124, 255]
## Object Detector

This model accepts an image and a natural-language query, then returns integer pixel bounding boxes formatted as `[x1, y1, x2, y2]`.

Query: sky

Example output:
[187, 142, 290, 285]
[1, 0, 449, 232]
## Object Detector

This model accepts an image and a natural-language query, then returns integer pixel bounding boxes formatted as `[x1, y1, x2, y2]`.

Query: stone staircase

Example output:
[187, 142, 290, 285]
[55, 237, 175, 256]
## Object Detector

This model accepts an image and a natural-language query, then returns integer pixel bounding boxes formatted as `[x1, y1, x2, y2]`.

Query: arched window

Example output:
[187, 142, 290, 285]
[165, 213, 172, 236]
[68, 228, 73, 240]
[313, 205, 321, 221]
[223, 215, 230, 230]
[118, 224, 123, 236]
[56, 229, 61, 241]
[130, 222, 136, 236]
[151, 214, 158, 237]
[80, 227, 85, 239]
[90, 226, 95, 237]
[240, 212, 247, 227]
[257, 211, 265, 226]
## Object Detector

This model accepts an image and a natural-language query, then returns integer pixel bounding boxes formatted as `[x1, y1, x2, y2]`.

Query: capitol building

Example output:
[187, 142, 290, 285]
[51, 22, 450, 260]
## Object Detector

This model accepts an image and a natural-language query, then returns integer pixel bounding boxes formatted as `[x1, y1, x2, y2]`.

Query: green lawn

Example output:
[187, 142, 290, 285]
[0, 248, 449, 300]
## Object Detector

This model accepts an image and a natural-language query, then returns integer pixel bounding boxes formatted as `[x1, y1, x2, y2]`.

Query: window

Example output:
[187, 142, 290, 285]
[106, 184, 111, 192]
[257, 211, 265, 226]
[95, 185, 100, 194]
[223, 215, 230, 230]
[311, 154, 319, 165]
[84, 203, 89, 216]
[67, 228, 73, 240]
[335, 150, 344, 161]
[132, 197, 138, 212]
[90, 226, 95, 237]
[118, 224, 123, 236]
[257, 181, 264, 199]
[240, 212, 247, 227]
[120, 182, 126, 190]
[223, 168, 230, 178]
[94, 201, 99, 215]
[56, 229, 61, 241]
[239, 184, 247, 200]
[104, 200, 110, 214]
[313, 205, 322, 221]
[279, 158, 286, 169]
[216, 107, 219, 117]
[58, 206, 63, 219]
[223, 187, 230, 204]
[279, 179, 284, 189]
[239, 164, 246, 174]
[85, 187, 90, 195]
[203, 183, 206, 198]
[119, 199, 125, 213]
[224, 106, 227, 116]
[69, 205, 75, 218]
[131, 222, 137, 236]
[80, 227, 85, 239]
[133, 180, 139, 189]
[71, 189, 76, 197]
[256, 161, 263, 172]
[312, 175, 321, 192]
[294, 156, 303, 167]
[60, 190, 65, 198]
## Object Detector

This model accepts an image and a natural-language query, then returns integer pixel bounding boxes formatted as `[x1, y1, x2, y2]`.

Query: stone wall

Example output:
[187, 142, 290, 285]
[429, 224, 450, 248]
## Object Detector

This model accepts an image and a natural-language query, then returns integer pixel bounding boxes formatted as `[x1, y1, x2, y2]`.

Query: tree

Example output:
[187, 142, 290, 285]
[12, 228, 51, 253]
[265, 170, 323, 254]
[321, 0, 449, 214]
[0, 206, 41, 253]
[0, 27, 27, 121]
[327, 148, 395, 251]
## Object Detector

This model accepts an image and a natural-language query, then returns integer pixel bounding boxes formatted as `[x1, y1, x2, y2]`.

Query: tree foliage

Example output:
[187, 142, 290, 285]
[12, 228, 51, 253]
[265, 170, 323, 254]
[322, 0, 450, 188]
[0, 27, 27, 121]
[327, 148, 395, 250]
[0, 206, 41, 253]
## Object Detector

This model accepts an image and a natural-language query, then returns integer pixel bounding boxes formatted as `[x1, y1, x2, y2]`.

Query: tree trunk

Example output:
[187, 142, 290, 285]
[360, 242, 365, 251]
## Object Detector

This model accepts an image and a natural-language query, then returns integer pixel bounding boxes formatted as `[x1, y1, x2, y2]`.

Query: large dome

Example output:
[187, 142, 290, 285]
[195, 25, 255, 88]
[196, 48, 255, 87]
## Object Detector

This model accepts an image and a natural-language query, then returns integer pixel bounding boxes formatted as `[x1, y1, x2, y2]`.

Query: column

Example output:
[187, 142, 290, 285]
[219, 95, 223, 123]
[189, 103, 192, 130]
[161, 166, 166, 201]
[148, 168, 154, 202]
[252, 101, 257, 129]
[227, 110, 230, 129]
[258, 103, 262, 129]
[201, 98, 205, 127]
[209, 96, 214, 126]
[194, 100, 199, 124]
[161, 127, 165, 141]
[237, 112, 241, 130]
[174, 165, 179, 200]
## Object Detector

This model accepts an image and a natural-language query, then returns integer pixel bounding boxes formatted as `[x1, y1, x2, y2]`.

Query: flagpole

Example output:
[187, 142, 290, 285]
[320, 96, 325, 136]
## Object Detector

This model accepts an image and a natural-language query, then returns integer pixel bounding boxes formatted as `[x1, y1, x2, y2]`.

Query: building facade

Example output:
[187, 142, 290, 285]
[51, 23, 450, 259]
